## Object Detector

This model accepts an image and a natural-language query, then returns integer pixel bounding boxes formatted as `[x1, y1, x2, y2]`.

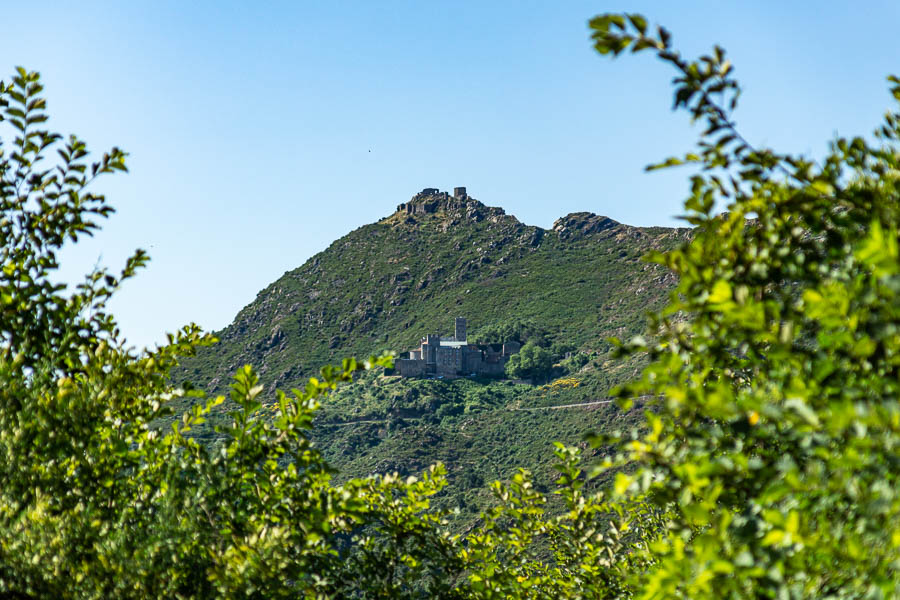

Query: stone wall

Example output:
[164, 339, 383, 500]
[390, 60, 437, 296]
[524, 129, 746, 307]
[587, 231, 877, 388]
[502, 340, 521, 356]
[435, 345, 462, 375]
[476, 361, 507, 377]
[395, 358, 425, 377]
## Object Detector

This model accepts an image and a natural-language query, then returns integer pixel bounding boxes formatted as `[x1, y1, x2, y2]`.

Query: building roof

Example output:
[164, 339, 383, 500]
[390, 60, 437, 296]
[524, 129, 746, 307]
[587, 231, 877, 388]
[439, 341, 468, 348]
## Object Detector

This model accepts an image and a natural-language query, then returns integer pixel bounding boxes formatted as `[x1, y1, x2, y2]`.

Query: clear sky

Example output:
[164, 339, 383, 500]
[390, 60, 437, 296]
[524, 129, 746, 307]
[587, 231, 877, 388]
[2, 1, 898, 349]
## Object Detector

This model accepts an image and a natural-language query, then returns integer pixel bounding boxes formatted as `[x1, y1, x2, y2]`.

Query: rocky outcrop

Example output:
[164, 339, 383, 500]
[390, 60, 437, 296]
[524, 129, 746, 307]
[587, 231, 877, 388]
[552, 213, 620, 239]
[396, 188, 506, 221]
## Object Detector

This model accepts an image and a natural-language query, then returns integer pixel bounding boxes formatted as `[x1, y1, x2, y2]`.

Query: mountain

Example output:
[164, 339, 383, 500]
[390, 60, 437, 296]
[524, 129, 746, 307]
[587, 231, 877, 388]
[171, 188, 689, 521]
[177, 189, 686, 395]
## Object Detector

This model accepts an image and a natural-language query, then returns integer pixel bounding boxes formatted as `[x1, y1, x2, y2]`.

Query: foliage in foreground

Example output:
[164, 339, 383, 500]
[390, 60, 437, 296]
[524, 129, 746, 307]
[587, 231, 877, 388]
[590, 13, 900, 599]
[4, 7, 900, 597]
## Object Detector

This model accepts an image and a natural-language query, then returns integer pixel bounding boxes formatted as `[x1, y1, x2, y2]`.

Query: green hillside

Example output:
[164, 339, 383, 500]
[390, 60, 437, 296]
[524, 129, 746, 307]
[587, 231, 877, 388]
[177, 190, 687, 394]
[171, 189, 688, 519]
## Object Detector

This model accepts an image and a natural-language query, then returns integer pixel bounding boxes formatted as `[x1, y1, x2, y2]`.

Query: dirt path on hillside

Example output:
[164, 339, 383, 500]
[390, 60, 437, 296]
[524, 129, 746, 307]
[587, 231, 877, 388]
[315, 396, 650, 427]
[509, 399, 616, 411]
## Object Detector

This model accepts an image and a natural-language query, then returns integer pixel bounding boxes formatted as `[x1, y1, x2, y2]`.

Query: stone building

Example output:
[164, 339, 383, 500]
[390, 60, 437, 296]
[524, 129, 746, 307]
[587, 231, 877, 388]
[396, 186, 470, 215]
[392, 317, 521, 378]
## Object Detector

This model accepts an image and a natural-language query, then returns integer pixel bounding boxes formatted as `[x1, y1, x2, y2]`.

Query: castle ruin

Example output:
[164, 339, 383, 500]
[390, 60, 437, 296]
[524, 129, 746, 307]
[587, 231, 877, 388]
[392, 317, 521, 378]
[396, 186, 470, 215]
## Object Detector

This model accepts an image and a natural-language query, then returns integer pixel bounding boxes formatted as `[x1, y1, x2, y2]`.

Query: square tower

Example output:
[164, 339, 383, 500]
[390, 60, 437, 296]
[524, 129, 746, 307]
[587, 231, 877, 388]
[455, 317, 467, 342]
[424, 334, 440, 364]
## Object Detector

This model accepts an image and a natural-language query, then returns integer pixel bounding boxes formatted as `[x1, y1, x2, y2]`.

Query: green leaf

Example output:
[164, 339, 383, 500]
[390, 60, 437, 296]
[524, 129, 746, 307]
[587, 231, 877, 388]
[708, 279, 732, 304]
[627, 14, 648, 35]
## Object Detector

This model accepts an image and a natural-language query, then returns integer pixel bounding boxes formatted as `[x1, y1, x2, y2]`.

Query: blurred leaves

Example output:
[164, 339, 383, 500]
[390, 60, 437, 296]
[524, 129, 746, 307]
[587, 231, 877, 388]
[591, 12, 900, 599]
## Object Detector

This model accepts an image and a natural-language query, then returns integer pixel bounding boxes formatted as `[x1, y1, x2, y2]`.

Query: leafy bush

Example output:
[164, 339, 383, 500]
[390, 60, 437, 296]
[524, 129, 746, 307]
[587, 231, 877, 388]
[505, 340, 553, 381]
[587, 13, 900, 598]
[560, 351, 591, 373]
[469, 317, 548, 346]
[549, 341, 576, 361]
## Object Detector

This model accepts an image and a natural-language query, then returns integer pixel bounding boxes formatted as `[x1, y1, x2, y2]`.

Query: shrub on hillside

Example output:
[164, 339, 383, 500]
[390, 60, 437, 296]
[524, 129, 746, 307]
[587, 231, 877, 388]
[469, 317, 548, 346]
[505, 340, 554, 381]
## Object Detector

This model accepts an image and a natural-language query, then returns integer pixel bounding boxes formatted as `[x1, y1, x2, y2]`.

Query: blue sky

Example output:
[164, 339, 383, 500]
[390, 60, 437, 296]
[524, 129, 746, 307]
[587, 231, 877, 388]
[2, 1, 898, 349]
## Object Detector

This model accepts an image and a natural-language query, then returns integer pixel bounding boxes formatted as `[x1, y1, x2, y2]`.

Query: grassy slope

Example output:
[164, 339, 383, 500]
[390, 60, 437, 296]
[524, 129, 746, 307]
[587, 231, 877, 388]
[311, 368, 653, 523]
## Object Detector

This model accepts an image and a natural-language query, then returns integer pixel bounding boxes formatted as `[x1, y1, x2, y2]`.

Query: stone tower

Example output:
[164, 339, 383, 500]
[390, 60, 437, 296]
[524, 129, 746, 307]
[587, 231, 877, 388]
[424, 334, 440, 364]
[455, 317, 467, 342]
[453, 186, 467, 199]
